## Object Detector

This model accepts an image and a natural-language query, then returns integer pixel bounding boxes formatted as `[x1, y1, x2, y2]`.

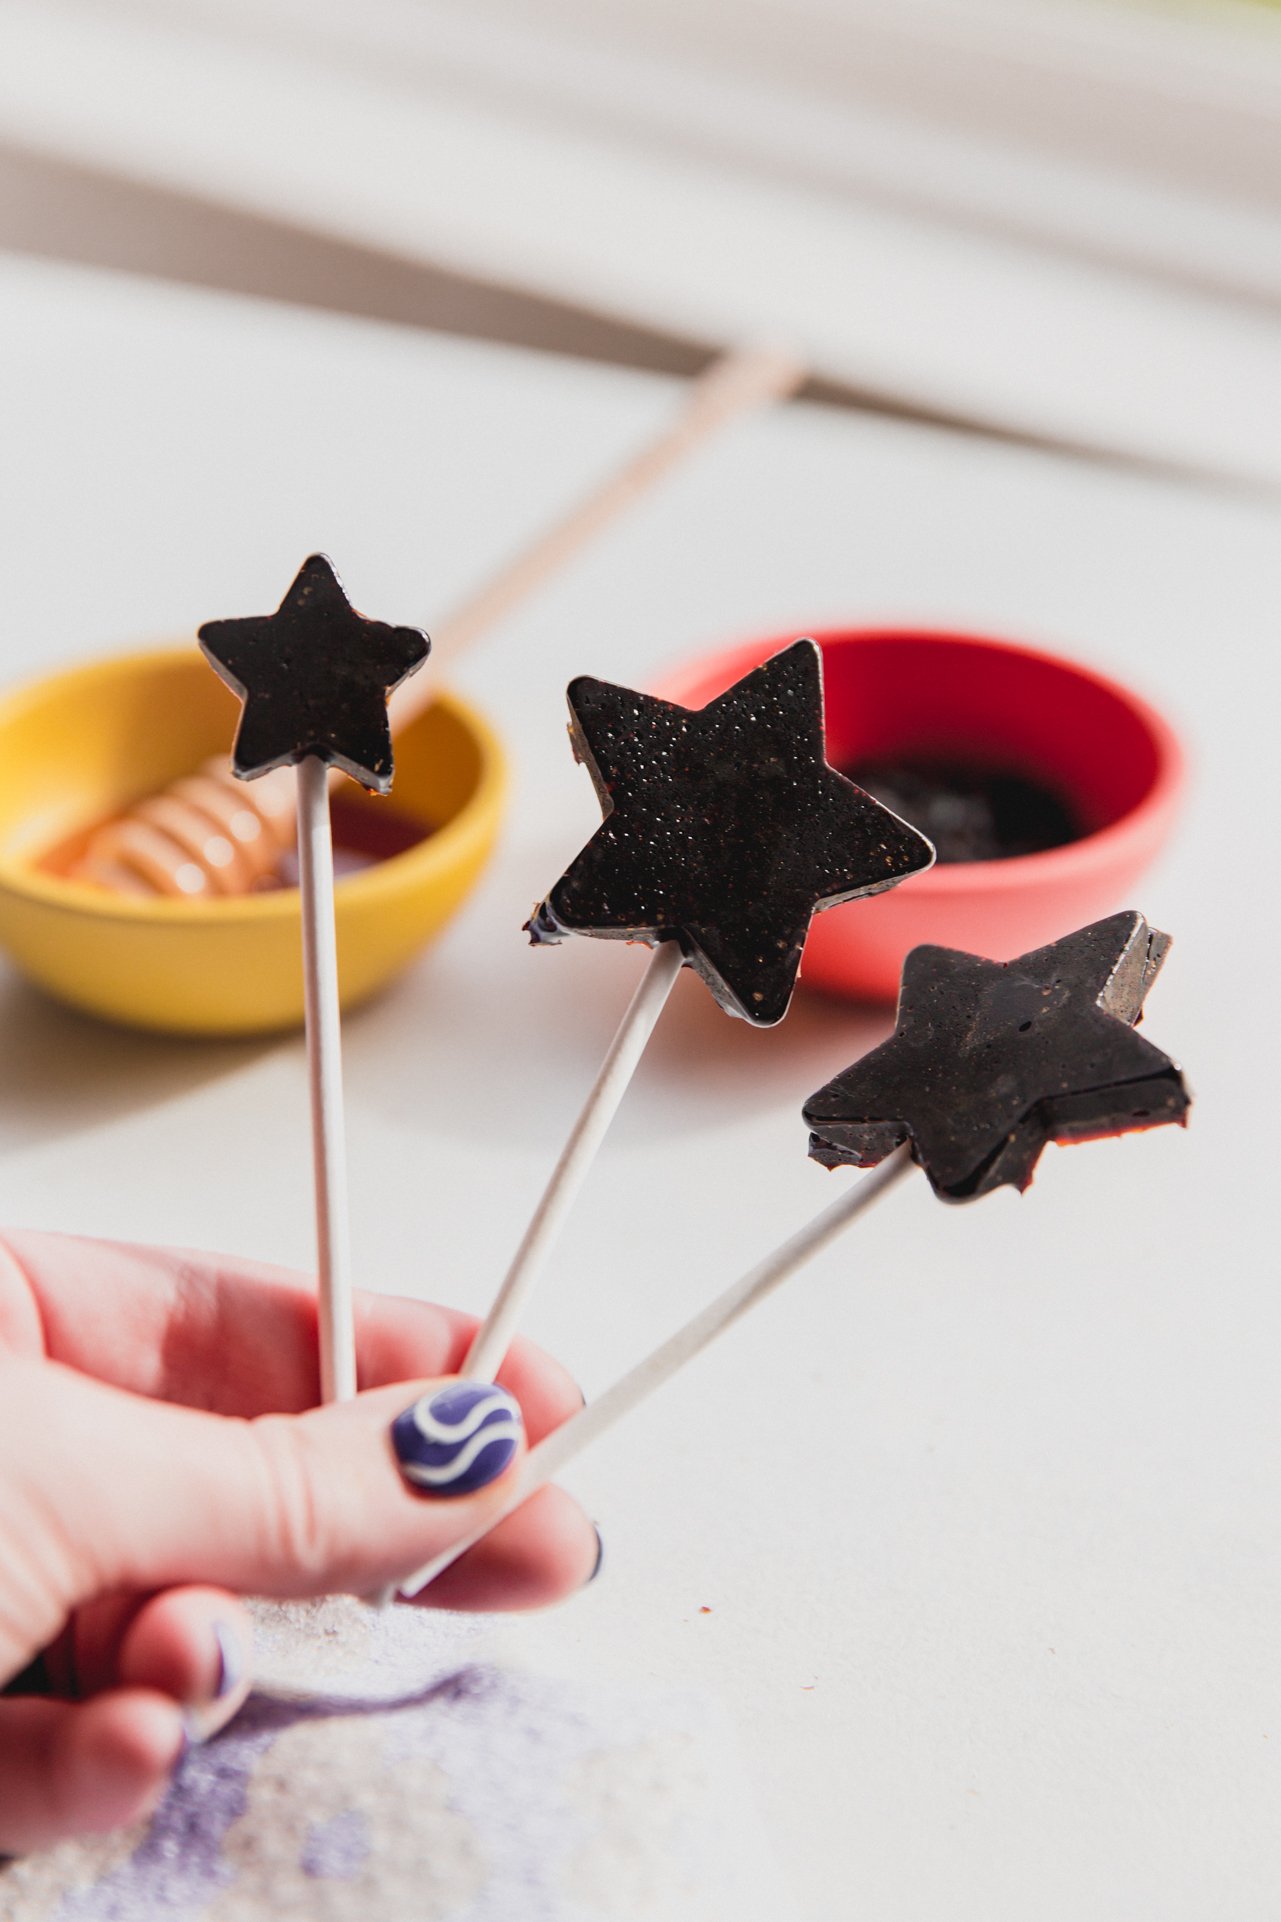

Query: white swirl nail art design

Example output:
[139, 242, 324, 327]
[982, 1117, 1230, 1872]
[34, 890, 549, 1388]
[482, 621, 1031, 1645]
[392, 1382, 523, 1496]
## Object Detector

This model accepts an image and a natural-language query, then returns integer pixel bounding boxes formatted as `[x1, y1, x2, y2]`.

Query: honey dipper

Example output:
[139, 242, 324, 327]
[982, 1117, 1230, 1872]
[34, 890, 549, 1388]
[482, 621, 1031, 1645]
[66, 345, 805, 900]
[71, 757, 296, 896]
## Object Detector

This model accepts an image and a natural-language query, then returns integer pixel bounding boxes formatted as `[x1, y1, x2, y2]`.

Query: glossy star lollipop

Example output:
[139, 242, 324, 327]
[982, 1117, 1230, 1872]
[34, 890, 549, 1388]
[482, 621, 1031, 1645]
[402, 911, 1191, 1600]
[803, 911, 1190, 1200]
[528, 640, 933, 1023]
[200, 556, 429, 1405]
[461, 638, 934, 1380]
[199, 553, 429, 792]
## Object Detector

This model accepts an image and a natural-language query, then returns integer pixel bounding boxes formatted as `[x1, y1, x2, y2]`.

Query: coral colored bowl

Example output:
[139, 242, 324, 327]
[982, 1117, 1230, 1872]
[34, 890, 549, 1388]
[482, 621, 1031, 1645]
[659, 628, 1184, 1004]
[0, 647, 506, 1035]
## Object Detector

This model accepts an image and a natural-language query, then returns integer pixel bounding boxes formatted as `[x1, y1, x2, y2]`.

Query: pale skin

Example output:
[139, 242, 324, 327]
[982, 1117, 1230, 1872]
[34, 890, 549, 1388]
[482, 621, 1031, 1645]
[0, 1232, 598, 1855]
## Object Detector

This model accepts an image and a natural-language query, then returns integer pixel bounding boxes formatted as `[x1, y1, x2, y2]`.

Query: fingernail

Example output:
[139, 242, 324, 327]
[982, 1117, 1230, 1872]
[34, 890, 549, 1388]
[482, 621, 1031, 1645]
[180, 1623, 249, 1750]
[586, 1525, 604, 1586]
[212, 1621, 246, 1701]
[392, 1381, 523, 1497]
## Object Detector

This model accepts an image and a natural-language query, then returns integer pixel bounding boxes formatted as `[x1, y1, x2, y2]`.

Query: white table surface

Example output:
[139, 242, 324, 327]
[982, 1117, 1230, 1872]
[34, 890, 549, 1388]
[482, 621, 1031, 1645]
[5, 0, 1281, 488]
[0, 252, 1277, 1919]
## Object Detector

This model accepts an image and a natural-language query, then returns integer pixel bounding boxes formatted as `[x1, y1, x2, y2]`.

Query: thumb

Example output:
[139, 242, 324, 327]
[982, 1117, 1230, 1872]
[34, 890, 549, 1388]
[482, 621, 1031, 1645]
[1, 1361, 594, 1660]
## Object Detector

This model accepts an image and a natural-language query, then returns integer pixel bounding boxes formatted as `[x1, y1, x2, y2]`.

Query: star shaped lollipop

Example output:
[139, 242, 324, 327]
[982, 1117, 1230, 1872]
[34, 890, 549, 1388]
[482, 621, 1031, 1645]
[199, 555, 430, 1412]
[529, 640, 934, 1025]
[403, 910, 1193, 1601]
[455, 638, 933, 1387]
[198, 553, 430, 792]
[803, 911, 1191, 1201]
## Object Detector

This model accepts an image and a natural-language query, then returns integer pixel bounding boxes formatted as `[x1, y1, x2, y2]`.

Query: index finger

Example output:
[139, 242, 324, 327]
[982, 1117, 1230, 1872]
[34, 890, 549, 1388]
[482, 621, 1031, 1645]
[0, 1231, 580, 1442]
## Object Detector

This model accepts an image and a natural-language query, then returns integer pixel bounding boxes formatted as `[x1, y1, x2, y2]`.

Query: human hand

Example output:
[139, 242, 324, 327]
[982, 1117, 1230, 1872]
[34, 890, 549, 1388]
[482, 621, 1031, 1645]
[0, 1231, 597, 1854]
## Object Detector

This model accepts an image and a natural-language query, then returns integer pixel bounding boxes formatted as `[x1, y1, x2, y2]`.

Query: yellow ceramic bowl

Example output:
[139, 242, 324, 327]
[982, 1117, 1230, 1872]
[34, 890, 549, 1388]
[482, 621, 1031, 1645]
[0, 647, 507, 1035]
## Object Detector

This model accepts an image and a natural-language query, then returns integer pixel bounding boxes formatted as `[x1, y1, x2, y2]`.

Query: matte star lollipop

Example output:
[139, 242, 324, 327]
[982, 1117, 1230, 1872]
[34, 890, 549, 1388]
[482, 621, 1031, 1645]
[200, 556, 429, 1406]
[803, 911, 1190, 1200]
[402, 911, 1191, 1600]
[460, 638, 934, 1381]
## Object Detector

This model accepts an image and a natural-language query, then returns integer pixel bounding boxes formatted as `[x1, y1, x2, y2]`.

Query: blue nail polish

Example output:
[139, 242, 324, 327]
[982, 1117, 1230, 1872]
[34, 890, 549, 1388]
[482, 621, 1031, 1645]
[212, 1621, 244, 1701]
[392, 1382, 523, 1497]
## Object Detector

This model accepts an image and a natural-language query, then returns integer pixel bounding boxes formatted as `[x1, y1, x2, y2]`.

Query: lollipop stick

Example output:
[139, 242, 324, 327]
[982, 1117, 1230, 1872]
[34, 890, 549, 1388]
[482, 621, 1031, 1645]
[463, 941, 685, 1381]
[401, 1143, 913, 1598]
[296, 755, 357, 1405]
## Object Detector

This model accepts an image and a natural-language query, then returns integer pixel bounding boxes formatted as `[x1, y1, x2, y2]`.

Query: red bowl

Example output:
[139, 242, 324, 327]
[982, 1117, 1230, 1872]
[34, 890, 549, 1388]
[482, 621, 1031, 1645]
[658, 627, 1185, 1003]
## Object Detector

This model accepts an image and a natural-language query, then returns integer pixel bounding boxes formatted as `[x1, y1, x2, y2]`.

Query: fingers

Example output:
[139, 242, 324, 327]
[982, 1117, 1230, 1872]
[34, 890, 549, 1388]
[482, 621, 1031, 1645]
[420, 1484, 602, 1612]
[0, 1231, 582, 1437]
[0, 1508, 596, 1856]
[0, 1690, 184, 1854]
[4, 1362, 599, 1631]
[71, 1587, 254, 1743]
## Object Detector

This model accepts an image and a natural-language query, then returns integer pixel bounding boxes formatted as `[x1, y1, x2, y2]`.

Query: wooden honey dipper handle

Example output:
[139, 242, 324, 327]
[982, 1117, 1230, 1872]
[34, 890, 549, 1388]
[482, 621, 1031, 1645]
[71, 759, 296, 897]
[71, 344, 806, 900]
[394, 342, 807, 709]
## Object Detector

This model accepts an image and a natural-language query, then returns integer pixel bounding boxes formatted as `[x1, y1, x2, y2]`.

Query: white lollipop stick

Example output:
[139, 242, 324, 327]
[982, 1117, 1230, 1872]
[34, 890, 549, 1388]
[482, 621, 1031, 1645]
[463, 940, 684, 1381]
[400, 1143, 913, 1598]
[296, 754, 357, 1405]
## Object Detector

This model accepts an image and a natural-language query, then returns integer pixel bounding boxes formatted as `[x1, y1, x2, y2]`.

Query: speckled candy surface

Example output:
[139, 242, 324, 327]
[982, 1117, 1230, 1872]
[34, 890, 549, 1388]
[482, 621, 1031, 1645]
[529, 640, 934, 1025]
[804, 911, 1190, 1201]
[198, 554, 430, 793]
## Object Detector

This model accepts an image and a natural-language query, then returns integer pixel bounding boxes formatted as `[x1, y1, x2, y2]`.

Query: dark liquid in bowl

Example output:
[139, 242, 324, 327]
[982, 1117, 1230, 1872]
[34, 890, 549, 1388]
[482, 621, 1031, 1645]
[842, 757, 1082, 865]
[275, 791, 429, 885]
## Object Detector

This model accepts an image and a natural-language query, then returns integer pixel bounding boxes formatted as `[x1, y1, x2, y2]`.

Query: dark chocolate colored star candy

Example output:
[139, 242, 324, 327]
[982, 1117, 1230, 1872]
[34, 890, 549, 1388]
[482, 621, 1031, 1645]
[528, 640, 935, 1025]
[198, 554, 430, 793]
[804, 912, 1190, 1201]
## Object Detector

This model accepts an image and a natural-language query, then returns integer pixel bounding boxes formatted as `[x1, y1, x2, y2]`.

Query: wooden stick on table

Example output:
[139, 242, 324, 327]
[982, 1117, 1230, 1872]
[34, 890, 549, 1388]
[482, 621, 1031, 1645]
[398, 342, 808, 684]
